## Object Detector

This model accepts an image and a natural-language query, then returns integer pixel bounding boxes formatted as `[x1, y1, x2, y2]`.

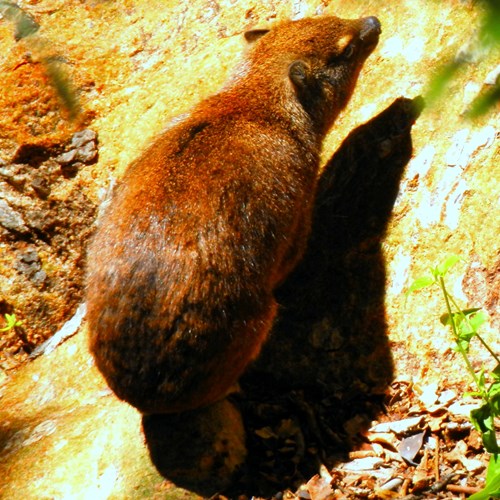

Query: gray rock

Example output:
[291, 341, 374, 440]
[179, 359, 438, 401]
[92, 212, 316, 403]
[71, 129, 97, 148]
[0, 199, 29, 234]
[56, 149, 77, 165]
[75, 141, 97, 163]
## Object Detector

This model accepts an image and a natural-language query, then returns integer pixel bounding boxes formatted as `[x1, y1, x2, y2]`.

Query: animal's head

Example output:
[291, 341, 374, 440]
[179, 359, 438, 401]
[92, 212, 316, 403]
[245, 15, 381, 134]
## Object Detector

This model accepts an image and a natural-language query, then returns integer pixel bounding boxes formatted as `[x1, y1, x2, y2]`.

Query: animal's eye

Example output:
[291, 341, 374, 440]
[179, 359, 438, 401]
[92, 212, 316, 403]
[342, 43, 356, 59]
[327, 42, 357, 65]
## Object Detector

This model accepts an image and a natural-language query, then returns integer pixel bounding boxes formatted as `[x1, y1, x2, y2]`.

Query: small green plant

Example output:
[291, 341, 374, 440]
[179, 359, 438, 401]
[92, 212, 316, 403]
[0, 313, 22, 332]
[407, 255, 500, 499]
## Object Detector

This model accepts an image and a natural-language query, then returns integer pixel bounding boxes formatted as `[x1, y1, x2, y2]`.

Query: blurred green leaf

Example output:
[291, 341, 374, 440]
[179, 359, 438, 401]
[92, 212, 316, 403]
[480, 0, 500, 43]
[467, 81, 500, 119]
[44, 56, 80, 119]
[0, 1, 80, 118]
[0, 1, 39, 40]
[426, 61, 462, 105]
[427, 0, 500, 116]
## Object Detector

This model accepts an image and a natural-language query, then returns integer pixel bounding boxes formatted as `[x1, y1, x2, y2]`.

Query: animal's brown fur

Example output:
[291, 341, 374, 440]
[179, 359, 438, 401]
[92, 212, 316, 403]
[86, 15, 381, 414]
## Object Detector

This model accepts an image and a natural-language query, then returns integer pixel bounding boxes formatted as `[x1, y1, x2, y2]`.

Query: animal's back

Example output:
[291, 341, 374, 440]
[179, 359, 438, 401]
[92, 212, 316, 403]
[86, 14, 381, 414]
[87, 108, 317, 413]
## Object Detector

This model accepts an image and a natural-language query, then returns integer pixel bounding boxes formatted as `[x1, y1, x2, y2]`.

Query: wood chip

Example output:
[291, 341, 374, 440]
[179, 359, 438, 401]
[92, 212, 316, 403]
[370, 416, 425, 435]
[341, 457, 384, 471]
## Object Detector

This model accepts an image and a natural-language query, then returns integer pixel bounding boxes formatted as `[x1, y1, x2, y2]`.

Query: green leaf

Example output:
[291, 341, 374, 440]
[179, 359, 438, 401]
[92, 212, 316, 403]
[470, 403, 491, 432]
[433, 254, 461, 277]
[488, 381, 500, 398]
[486, 454, 500, 487]
[471, 404, 500, 453]
[440, 308, 482, 328]
[469, 454, 500, 500]
[464, 390, 483, 399]
[488, 383, 500, 416]
[440, 312, 453, 327]
[406, 276, 435, 295]
[457, 329, 475, 343]
[482, 428, 500, 455]
[452, 339, 472, 353]
[478, 369, 487, 391]
[463, 307, 483, 316]
[468, 309, 489, 331]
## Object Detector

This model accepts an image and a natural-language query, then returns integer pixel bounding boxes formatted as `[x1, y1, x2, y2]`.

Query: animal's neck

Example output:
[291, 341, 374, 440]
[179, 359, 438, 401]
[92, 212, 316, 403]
[202, 76, 323, 153]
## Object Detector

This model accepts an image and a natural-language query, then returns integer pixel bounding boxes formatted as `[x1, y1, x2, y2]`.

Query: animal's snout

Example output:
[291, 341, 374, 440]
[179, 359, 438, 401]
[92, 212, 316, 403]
[359, 16, 381, 44]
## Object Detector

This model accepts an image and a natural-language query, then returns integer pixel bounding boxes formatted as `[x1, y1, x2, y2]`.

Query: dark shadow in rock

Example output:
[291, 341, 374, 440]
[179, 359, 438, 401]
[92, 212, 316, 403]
[142, 96, 424, 497]
[11, 144, 61, 167]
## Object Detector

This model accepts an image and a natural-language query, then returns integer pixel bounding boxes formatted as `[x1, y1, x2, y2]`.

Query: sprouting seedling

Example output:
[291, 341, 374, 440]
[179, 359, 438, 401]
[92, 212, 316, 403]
[0, 313, 22, 332]
[407, 255, 500, 498]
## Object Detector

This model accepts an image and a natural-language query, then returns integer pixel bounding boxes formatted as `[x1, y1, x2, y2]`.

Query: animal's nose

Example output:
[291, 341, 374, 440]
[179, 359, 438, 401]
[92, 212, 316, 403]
[360, 16, 381, 42]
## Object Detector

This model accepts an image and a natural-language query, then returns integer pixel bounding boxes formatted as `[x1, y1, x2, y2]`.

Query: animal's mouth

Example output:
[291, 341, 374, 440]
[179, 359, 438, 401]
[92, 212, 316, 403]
[359, 16, 381, 53]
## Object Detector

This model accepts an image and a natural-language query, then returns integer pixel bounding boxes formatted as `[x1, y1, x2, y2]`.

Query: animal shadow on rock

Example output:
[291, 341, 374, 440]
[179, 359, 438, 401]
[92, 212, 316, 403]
[142, 96, 424, 497]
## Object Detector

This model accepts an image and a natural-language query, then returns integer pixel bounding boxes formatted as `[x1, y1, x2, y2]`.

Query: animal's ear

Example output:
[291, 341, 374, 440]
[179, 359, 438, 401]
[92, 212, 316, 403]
[244, 29, 270, 44]
[289, 60, 311, 88]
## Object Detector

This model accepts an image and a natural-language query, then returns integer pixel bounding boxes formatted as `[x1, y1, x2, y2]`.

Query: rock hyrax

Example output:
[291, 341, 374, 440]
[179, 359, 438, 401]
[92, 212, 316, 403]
[86, 15, 381, 414]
